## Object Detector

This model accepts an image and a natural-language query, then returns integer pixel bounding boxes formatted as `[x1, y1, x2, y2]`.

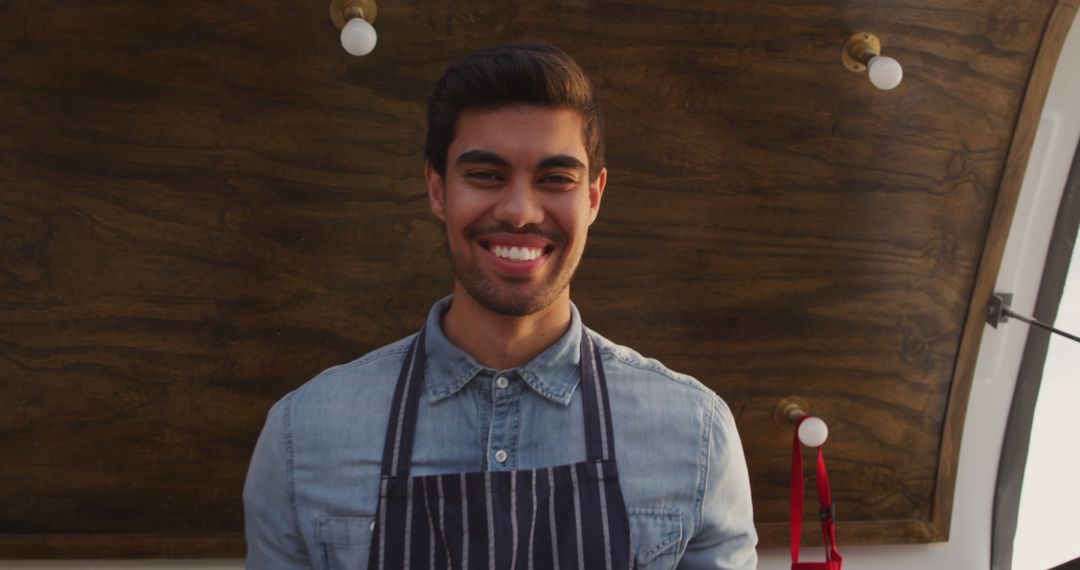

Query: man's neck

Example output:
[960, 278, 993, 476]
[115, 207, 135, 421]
[441, 285, 573, 370]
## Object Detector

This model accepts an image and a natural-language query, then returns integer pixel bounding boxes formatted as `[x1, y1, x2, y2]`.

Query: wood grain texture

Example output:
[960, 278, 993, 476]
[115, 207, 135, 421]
[0, 0, 1069, 556]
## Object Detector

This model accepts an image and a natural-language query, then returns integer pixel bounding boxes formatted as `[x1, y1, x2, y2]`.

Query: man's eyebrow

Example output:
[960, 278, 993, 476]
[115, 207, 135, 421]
[455, 150, 509, 167]
[537, 155, 587, 171]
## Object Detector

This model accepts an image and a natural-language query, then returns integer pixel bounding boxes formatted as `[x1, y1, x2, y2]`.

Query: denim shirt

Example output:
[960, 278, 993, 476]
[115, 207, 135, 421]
[244, 296, 758, 569]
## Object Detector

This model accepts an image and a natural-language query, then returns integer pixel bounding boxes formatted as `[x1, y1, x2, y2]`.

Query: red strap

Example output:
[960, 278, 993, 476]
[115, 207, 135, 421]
[791, 416, 842, 570]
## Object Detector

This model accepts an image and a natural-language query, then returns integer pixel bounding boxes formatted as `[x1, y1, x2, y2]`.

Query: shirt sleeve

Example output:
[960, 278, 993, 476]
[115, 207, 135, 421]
[678, 396, 758, 570]
[243, 394, 312, 569]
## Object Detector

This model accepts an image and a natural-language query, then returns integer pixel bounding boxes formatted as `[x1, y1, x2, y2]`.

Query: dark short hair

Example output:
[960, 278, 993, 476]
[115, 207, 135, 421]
[425, 42, 605, 181]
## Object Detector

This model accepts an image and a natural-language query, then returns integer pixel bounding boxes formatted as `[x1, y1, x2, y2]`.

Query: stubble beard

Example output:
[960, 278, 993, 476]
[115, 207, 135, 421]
[446, 236, 582, 317]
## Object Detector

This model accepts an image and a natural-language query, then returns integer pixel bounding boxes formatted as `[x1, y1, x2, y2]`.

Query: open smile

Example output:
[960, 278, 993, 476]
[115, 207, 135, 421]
[477, 234, 556, 274]
[486, 243, 549, 261]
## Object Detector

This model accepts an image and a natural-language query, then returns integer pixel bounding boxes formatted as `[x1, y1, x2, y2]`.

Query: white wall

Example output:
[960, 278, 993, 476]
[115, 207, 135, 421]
[4, 10, 1079, 570]
[1012, 147, 1080, 568]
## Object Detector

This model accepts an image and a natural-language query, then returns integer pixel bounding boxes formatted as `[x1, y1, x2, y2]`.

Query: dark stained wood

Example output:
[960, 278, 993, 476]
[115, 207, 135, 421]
[0, 0, 1073, 556]
[0, 535, 244, 559]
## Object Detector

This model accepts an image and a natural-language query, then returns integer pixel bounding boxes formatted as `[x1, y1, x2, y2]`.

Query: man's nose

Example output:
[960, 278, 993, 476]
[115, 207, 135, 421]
[493, 176, 544, 228]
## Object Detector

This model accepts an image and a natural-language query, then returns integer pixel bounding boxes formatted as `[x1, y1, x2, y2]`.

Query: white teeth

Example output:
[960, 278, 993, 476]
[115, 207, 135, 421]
[492, 245, 542, 261]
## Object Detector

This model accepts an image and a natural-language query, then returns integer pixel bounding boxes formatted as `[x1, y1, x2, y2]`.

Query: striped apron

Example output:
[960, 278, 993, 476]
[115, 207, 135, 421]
[368, 328, 636, 570]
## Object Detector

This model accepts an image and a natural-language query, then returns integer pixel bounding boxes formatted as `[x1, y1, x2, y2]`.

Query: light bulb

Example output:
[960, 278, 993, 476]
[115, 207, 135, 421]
[798, 417, 829, 447]
[341, 17, 377, 56]
[867, 55, 903, 90]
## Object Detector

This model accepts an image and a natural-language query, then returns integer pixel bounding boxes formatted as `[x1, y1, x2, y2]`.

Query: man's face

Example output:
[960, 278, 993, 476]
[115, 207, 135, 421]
[426, 105, 606, 317]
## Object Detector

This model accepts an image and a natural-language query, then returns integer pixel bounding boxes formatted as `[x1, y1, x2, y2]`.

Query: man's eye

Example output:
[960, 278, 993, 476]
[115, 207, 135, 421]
[465, 171, 500, 181]
[539, 174, 576, 185]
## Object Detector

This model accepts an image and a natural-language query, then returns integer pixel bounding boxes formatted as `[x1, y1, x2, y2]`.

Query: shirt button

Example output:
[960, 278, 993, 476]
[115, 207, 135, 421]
[496, 376, 509, 389]
[494, 449, 508, 463]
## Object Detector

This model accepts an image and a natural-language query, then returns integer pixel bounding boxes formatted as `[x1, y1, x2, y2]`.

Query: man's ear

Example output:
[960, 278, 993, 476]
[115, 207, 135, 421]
[425, 161, 446, 222]
[587, 167, 607, 226]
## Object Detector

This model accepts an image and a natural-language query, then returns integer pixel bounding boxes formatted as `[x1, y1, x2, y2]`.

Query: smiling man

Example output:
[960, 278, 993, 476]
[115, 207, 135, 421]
[244, 42, 757, 569]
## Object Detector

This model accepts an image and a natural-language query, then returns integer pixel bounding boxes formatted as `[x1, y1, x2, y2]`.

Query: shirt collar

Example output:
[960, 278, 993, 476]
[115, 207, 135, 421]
[422, 295, 583, 406]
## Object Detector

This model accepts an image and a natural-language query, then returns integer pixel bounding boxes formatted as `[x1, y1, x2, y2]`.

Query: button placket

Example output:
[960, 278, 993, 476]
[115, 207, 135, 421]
[487, 372, 520, 471]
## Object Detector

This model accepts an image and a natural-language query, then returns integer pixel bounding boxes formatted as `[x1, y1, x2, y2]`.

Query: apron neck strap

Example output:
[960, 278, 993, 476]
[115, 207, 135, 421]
[580, 331, 617, 463]
[380, 328, 428, 478]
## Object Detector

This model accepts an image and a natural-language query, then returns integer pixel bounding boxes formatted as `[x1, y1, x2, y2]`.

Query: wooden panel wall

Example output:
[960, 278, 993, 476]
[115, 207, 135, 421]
[0, 0, 1071, 556]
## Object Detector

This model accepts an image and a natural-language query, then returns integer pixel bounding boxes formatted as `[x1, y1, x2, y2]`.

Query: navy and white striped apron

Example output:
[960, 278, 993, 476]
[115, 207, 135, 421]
[368, 328, 636, 570]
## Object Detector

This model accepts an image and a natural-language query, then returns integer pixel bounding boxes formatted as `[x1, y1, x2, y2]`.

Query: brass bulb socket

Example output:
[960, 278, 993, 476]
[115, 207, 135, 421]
[330, 0, 378, 29]
[772, 396, 810, 429]
[841, 32, 883, 72]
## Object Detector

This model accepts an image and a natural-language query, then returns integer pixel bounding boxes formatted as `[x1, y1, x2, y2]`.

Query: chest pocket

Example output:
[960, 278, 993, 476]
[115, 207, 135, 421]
[316, 516, 374, 570]
[628, 508, 683, 570]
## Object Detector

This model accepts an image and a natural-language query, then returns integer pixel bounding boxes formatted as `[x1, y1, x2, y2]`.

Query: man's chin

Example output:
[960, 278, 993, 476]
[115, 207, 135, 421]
[449, 250, 574, 317]
[477, 291, 550, 317]
[464, 283, 567, 318]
